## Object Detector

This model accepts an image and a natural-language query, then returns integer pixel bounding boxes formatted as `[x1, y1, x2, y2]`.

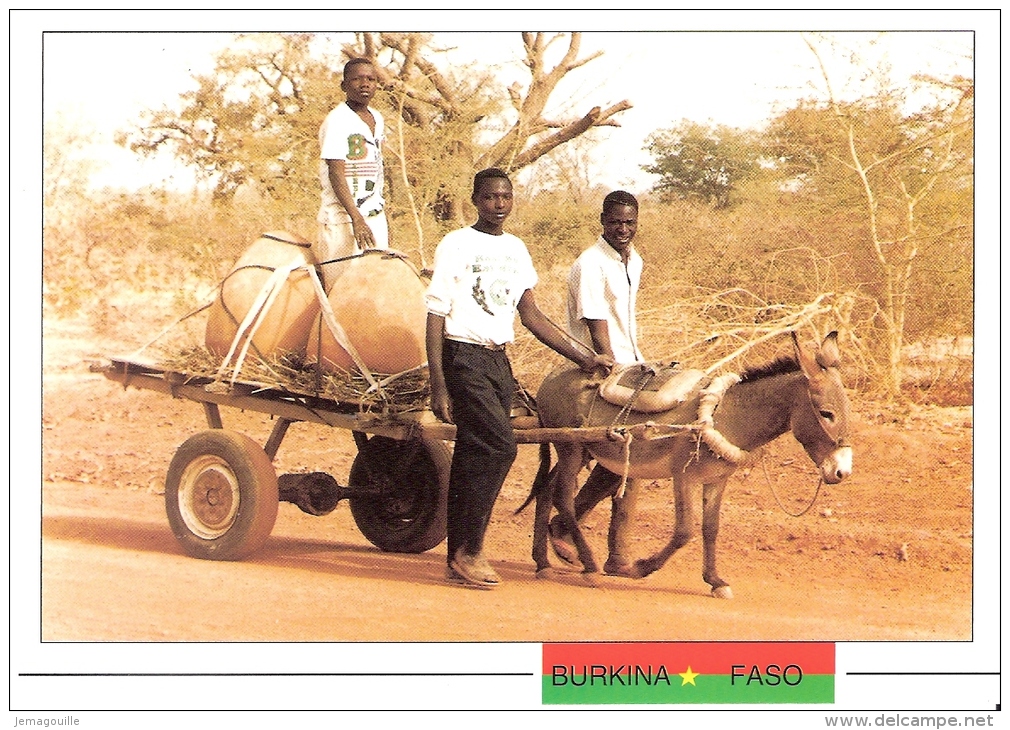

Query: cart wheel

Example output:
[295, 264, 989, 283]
[348, 436, 450, 553]
[165, 430, 279, 561]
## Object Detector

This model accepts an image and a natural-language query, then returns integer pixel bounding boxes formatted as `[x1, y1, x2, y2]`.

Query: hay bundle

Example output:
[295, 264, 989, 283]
[162, 346, 430, 415]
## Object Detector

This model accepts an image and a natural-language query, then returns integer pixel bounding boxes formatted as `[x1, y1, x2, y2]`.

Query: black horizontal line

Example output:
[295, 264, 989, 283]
[21, 672, 534, 678]
[28, 671, 997, 679]
[847, 672, 999, 676]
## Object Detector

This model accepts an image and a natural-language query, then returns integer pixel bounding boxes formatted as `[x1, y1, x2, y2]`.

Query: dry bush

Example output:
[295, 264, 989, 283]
[506, 194, 970, 406]
[44, 188, 316, 341]
[506, 195, 853, 390]
[47, 184, 971, 407]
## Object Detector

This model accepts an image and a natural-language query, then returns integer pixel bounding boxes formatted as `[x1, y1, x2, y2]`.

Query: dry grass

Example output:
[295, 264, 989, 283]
[160, 346, 431, 415]
[44, 188, 972, 407]
[508, 277, 853, 392]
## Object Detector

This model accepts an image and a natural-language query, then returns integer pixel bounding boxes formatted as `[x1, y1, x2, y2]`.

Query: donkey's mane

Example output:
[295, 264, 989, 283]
[738, 355, 800, 382]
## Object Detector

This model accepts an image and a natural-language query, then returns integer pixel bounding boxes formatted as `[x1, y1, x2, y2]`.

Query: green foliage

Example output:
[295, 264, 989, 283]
[119, 34, 330, 206]
[642, 121, 761, 208]
[509, 189, 598, 273]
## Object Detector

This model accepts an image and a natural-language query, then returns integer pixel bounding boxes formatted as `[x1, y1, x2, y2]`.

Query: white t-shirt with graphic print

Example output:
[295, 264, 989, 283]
[318, 102, 385, 223]
[425, 226, 538, 347]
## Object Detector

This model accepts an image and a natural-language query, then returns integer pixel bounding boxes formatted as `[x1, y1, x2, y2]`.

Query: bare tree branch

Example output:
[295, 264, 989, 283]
[507, 100, 633, 170]
[479, 33, 629, 171]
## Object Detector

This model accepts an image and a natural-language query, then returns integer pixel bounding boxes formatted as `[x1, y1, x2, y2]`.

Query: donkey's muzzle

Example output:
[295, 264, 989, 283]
[819, 446, 852, 484]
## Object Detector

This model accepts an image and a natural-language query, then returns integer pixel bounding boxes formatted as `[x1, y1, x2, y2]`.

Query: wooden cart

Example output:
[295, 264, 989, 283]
[95, 357, 684, 562]
[94, 356, 458, 560]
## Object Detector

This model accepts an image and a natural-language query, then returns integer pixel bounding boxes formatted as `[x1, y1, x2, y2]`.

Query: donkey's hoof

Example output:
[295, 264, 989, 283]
[604, 562, 638, 579]
[580, 571, 601, 587]
[711, 585, 734, 600]
[549, 532, 582, 570]
[535, 566, 555, 580]
[634, 558, 659, 577]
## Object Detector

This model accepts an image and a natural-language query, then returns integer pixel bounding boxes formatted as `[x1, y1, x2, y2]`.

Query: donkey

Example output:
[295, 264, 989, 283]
[528, 331, 852, 598]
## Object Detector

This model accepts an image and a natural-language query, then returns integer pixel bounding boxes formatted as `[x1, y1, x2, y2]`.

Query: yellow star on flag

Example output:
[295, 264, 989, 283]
[679, 666, 699, 686]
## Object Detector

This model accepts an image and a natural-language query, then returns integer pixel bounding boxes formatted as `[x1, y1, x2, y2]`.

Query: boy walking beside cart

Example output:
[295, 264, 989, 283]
[550, 190, 645, 577]
[425, 168, 612, 589]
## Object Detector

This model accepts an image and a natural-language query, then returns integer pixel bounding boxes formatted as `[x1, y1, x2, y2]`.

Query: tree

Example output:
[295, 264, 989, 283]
[43, 115, 105, 311]
[764, 34, 973, 399]
[44, 113, 101, 213]
[120, 32, 632, 238]
[642, 121, 760, 208]
[118, 34, 331, 205]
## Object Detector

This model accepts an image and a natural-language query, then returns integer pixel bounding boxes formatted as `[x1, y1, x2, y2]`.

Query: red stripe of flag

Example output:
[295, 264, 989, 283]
[543, 642, 834, 675]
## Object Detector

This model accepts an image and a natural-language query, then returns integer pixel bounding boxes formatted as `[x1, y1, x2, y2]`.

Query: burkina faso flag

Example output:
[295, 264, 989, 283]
[542, 642, 834, 705]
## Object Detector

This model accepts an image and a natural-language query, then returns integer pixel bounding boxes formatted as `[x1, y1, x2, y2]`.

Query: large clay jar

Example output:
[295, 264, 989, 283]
[205, 231, 320, 361]
[306, 250, 428, 375]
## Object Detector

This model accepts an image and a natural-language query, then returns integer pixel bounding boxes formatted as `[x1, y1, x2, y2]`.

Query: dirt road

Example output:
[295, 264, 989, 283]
[39, 321, 973, 642]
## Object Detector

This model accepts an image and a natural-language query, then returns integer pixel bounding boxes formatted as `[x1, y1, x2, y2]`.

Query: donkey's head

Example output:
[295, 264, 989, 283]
[790, 331, 853, 484]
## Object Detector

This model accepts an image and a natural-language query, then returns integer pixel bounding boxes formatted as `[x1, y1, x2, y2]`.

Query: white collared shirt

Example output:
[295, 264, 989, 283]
[425, 226, 538, 346]
[567, 236, 644, 363]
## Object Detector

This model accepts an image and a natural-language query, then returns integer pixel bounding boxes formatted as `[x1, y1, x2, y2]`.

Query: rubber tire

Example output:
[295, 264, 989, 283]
[165, 430, 279, 561]
[348, 436, 450, 553]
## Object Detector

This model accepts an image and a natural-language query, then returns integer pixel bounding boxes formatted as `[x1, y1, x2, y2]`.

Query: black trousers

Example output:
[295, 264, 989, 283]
[442, 339, 518, 564]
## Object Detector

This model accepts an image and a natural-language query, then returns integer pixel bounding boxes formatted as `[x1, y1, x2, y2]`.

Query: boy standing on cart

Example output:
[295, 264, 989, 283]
[425, 168, 612, 589]
[315, 57, 390, 286]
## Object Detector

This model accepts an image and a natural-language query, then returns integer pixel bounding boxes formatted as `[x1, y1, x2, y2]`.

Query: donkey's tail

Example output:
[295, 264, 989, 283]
[515, 442, 552, 515]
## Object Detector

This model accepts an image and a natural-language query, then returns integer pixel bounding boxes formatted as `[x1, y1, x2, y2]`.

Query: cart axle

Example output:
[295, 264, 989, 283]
[277, 472, 344, 516]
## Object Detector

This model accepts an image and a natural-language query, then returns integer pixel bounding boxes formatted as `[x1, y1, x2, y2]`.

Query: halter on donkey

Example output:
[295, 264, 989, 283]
[526, 331, 852, 598]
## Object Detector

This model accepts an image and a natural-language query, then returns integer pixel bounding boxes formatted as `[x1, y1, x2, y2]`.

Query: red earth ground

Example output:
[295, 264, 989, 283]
[38, 317, 974, 643]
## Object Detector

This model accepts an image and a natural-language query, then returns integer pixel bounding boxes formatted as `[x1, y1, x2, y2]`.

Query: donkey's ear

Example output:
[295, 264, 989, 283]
[792, 331, 820, 381]
[816, 331, 841, 369]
